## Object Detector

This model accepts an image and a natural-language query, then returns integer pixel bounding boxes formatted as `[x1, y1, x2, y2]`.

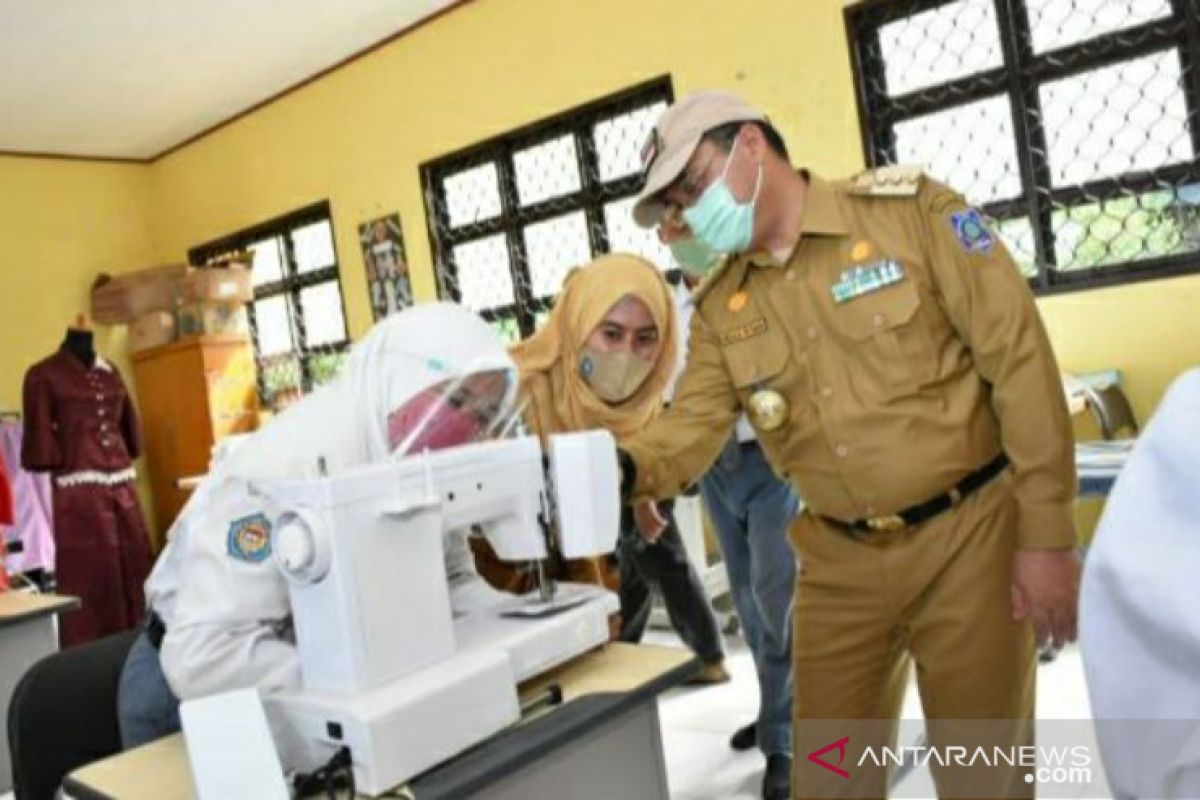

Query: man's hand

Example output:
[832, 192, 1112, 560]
[1011, 548, 1081, 649]
[656, 208, 692, 245]
[633, 499, 668, 543]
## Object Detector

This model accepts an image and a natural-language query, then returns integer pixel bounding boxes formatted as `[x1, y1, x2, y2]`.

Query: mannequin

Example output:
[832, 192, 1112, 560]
[63, 314, 96, 367]
[21, 310, 152, 646]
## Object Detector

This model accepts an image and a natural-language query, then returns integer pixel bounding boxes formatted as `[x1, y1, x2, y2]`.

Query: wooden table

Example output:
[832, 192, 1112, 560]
[64, 642, 697, 799]
[0, 592, 79, 793]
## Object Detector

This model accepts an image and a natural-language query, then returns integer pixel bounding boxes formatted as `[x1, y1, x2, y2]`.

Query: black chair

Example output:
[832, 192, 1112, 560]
[7, 629, 138, 800]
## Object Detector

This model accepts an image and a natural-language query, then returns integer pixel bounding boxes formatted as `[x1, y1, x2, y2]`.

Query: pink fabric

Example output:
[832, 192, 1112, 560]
[0, 454, 11, 525]
[0, 422, 56, 574]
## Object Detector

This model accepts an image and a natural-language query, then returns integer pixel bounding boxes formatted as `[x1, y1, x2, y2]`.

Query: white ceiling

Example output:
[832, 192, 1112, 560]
[0, 0, 453, 160]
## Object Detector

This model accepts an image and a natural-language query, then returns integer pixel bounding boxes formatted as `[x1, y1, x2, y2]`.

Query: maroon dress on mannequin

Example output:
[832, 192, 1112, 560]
[21, 332, 152, 647]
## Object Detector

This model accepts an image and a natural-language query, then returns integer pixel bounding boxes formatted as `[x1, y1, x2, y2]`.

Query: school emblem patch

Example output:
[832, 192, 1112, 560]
[227, 513, 273, 563]
[949, 209, 995, 254]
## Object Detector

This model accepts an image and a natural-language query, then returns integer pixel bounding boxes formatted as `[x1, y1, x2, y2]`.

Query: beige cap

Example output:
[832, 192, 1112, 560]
[632, 90, 766, 228]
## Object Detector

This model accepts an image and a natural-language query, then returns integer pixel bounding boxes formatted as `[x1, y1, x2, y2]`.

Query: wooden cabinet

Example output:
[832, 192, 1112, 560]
[131, 335, 259, 544]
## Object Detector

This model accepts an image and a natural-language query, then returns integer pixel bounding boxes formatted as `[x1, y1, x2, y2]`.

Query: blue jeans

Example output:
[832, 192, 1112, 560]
[117, 629, 181, 749]
[700, 438, 801, 757]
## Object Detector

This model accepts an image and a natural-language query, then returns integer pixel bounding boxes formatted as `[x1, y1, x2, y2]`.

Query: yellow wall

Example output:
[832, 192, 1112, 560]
[0, 155, 159, 529]
[145, 0, 864, 338]
[141, 0, 1200, 418]
[0, 156, 155, 409]
[1039, 273, 1200, 422]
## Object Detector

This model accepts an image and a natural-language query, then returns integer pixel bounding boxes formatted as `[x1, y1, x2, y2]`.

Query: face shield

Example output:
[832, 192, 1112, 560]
[386, 368, 522, 457]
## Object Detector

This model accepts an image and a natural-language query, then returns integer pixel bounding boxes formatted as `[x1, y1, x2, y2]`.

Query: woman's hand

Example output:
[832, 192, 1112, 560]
[634, 499, 668, 542]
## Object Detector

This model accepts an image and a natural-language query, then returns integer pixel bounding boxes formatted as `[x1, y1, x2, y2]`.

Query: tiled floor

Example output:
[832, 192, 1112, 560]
[650, 629, 1095, 800]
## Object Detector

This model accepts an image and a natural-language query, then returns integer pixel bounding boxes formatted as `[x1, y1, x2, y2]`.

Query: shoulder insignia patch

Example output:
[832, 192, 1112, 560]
[848, 165, 923, 197]
[949, 209, 995, 254]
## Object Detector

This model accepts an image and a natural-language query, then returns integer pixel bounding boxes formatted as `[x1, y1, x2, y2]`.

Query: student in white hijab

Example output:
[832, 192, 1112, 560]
[1081, 368, 1200, 800]
[117, 303, 518, 750]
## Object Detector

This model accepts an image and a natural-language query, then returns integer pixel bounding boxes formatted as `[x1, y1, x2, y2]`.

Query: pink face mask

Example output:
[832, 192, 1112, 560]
[387, 389, 484, 455]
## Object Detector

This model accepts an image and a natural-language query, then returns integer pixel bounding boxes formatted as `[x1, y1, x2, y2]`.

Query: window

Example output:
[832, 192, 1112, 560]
[189, 203, 350, 410]
[846, 0, 1200, 292]
[421, 77, 675, 342]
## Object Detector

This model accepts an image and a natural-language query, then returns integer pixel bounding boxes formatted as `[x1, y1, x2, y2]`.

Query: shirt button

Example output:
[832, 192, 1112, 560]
[820, 386, 834, 399]
[872, 313, 886, 328]
[786, 271, 797, 282]
[835, 444, 849, 458]
[806, 326, 819, 340]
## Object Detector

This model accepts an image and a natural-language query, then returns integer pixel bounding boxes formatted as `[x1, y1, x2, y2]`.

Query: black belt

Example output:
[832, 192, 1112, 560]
[146, 610, 167, 651]
[823, 453, 1010, 535]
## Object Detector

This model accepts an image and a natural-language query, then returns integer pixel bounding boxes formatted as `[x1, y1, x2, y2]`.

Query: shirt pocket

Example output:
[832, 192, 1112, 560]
[828, 275, 936, 399]
[723, 323, 789, 390]
[720, 326, 819, 444]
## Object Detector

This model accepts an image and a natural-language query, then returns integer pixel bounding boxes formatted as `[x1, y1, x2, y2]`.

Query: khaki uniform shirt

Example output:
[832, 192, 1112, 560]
[623, 168, 1077, 549]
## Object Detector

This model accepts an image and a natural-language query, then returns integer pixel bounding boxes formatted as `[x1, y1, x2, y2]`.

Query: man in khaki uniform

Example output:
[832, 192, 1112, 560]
[621, 91, 1081, 799]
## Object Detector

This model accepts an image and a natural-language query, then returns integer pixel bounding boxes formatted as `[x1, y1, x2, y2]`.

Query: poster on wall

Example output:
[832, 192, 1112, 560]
[359, 213, 412, 321]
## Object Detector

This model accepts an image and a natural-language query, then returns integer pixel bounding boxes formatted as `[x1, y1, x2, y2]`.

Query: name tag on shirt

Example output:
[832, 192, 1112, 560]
[831, 259, 905, 304]
[720, 318, 768, 345]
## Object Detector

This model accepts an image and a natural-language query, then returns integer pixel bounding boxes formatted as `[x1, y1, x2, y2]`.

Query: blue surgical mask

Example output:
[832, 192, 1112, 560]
[670, 236, 720, 276]
[682, 137, 763, 255]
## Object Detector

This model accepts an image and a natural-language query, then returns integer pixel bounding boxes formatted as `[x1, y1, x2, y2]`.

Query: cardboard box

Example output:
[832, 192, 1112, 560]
[206, 250, 254, 271]
[178, 302, 250, 339]
[128, 311, 177, 353]
[91, 264, 187, 325]
[181, 265, 254, 305]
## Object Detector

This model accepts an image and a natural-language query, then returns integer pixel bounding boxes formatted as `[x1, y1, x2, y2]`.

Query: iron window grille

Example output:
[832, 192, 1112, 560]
[421, 76, 677, 342]
[189, 202, 350, 409]
[846, 0, 1200, 293]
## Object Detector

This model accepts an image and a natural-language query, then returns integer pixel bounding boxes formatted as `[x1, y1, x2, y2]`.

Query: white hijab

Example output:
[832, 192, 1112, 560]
[169, 302, 517, 586]
[1081, 368, 1200, 799]
[216, 301, 517, 483]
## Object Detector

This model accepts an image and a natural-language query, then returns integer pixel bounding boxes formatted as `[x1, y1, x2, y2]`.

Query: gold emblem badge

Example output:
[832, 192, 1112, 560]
[850, 240, 873, 261]
[727, 291, 749, 312]
[748, 389, 789, 432]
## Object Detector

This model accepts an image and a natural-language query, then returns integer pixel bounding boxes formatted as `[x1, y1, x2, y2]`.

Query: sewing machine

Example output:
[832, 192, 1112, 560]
[254, 431, 621, 795]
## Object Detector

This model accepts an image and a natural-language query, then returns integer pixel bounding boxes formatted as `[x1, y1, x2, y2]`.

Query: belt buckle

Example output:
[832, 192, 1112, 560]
[866, 514, 906, 533]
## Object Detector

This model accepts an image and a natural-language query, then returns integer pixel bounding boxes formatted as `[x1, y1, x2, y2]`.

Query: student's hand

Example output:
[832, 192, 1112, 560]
[634, 500, 668, 542]
[1011, 548, 1080, 649]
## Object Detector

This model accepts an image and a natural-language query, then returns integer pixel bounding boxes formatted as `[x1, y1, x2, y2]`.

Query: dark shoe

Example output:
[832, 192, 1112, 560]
[730, 721, 757, 751]
[763, 753, 792, 800]
[1038, 643, 1060, 664]
[686, 659, 731, 686]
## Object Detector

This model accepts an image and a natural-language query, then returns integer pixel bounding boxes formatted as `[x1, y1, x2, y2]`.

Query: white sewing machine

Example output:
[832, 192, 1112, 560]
[255, 431, 621, 795]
